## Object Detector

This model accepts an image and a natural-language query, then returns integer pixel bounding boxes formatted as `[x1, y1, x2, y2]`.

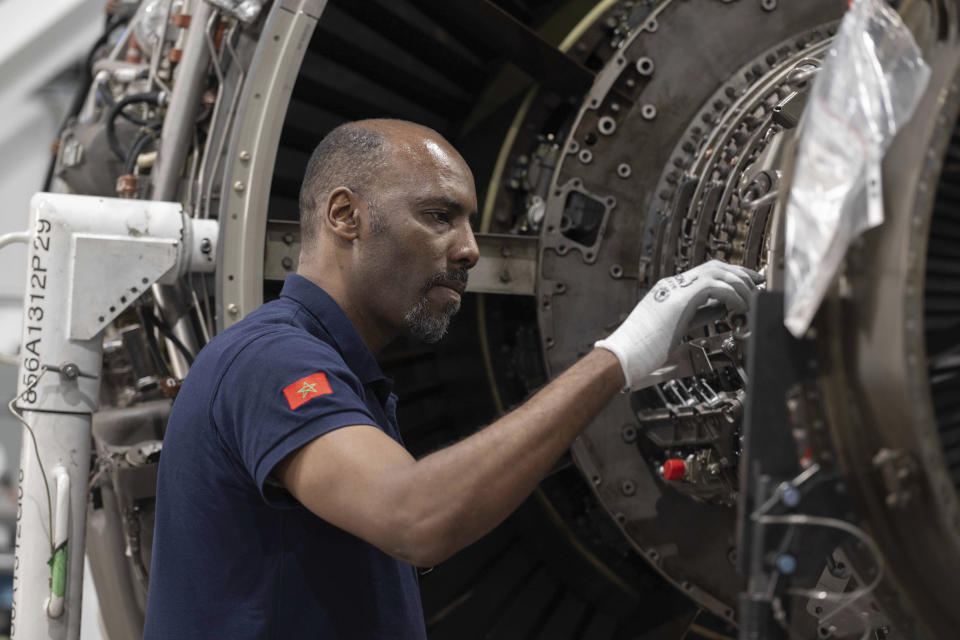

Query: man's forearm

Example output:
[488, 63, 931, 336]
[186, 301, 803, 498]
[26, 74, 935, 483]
[398, 347, 623, 562]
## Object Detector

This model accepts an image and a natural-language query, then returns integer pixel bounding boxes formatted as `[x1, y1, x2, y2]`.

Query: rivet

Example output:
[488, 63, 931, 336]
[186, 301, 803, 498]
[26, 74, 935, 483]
[227, 303, 239, 315]
[238, 150, 251, 162]
[233, 181, 246, 193]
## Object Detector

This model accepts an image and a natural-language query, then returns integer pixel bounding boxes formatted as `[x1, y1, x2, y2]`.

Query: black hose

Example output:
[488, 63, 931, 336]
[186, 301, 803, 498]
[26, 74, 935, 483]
[106, 92, 160, 161]
[142, 307, 196, 366]
[123, 129, 157, 175]
[137, 307, 172, 378]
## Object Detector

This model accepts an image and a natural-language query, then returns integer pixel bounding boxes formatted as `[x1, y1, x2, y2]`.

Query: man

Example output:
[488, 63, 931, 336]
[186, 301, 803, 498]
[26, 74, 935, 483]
[144, 119, 760, 639]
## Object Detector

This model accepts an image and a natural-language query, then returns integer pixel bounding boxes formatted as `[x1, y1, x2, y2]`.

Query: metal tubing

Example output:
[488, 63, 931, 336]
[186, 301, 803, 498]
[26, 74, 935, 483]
[152, 0, 214, 201]
[150, 1, 214, 379]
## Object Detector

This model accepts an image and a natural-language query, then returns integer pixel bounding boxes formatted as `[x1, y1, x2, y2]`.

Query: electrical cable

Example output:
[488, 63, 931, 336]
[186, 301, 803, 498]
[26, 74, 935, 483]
[138, 306, 172, 378]
[7, 369, 55, 557]
[106, 92, 160, 161]
[122, 128, 159, 175]
[143, 307, 196, 366]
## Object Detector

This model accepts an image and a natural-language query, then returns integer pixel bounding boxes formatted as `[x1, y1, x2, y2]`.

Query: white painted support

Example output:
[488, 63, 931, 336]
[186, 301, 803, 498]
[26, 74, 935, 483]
[8, 193, 218, 640]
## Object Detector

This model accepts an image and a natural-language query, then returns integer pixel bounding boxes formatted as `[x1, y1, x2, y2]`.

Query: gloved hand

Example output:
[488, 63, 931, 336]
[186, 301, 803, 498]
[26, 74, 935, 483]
[595, 260, 763, 390]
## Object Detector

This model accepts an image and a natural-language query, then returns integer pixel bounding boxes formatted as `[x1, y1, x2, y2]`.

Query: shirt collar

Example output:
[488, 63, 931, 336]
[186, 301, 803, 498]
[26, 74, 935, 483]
[279, 274, 386, 386]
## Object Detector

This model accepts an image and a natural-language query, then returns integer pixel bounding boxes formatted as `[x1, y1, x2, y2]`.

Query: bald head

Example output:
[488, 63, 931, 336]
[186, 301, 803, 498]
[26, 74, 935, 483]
[298, 119, 459, 249]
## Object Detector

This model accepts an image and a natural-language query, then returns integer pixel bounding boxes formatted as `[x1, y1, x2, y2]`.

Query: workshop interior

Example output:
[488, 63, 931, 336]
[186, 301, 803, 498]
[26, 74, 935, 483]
[2, 0, 959, 638]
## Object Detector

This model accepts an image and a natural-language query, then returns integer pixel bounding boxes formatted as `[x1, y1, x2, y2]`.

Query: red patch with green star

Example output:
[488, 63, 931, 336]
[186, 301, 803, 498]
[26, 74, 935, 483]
[283, 372, 333, 410]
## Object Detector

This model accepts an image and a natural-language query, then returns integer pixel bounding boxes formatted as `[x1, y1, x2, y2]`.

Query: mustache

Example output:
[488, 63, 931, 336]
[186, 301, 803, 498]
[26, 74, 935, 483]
[423, 268, 469, 292]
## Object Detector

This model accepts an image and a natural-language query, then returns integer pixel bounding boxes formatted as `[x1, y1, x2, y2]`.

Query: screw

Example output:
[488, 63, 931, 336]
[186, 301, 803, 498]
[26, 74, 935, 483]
[781, 485, 801, 507]
[60, 363, 80, 380]
[200, 238, 212, 254]
[776, 554, 797, 575]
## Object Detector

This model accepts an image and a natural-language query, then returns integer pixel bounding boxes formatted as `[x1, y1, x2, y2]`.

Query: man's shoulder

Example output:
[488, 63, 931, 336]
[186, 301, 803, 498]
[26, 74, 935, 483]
[192, 301, 346, 389]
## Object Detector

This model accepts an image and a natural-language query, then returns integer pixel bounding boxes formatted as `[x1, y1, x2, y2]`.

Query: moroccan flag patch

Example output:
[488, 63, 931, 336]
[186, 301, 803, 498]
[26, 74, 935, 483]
[283, 372, 333, 410]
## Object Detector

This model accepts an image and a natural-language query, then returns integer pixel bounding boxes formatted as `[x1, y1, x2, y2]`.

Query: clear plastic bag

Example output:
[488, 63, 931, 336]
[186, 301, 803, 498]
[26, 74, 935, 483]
[783, 0, 929, 337]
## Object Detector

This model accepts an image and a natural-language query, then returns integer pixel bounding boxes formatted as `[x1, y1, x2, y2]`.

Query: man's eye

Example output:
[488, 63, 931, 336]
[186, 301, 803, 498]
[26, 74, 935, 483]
[430, 211, 451, 224]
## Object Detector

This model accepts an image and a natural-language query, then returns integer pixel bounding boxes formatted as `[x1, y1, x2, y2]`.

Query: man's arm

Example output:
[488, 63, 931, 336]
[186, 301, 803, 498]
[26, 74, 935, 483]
[276, 347, 622, 567]
[276, 260, 761, 566]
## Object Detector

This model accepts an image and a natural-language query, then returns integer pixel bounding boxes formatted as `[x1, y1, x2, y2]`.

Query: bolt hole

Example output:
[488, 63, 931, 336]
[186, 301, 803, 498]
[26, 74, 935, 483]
[585, 252, 594, 260]
[584, 132, 597, 146]
[554, 282, 566, 293]
[142, 277, 149, 284]
[130, 287, 138, 293]
[98, 316, 105, 322]
[109, 306, 116, 313]
[636, 56, 654, 76]
[228, 274, 234, 281]
[120, 296, 127, 303]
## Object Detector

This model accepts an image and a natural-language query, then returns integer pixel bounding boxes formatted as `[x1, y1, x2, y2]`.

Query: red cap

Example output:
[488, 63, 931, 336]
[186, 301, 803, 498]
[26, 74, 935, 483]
[662, 459, 686, 481]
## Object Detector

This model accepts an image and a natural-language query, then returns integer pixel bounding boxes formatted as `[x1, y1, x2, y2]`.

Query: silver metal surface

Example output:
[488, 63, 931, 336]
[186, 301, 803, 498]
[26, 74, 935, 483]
[264, 225, 538, 296]
[217, 1, 326, 328]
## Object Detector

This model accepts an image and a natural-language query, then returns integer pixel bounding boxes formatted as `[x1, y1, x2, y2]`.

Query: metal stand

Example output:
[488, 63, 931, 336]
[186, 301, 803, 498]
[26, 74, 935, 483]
[737, 292, 857, 639]
[7, 193, 216, 640]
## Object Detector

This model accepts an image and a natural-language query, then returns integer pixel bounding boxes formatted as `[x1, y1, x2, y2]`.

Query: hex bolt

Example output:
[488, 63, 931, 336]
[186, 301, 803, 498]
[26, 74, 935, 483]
[617, 163, 632, 179]
[620, 480, 636, 496]
[721, 336, 737, 357]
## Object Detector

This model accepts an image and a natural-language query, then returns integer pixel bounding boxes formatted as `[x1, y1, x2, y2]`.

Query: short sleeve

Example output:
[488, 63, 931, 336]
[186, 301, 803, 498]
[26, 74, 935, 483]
[212, 330, 378, 507]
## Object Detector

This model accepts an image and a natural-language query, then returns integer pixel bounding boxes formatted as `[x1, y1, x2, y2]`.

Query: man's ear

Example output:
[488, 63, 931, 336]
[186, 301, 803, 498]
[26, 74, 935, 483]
[324, 187, 362, 241]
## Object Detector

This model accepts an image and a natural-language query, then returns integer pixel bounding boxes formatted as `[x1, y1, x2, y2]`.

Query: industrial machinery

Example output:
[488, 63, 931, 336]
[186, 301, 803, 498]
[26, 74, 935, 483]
[6, 0, 960, 638]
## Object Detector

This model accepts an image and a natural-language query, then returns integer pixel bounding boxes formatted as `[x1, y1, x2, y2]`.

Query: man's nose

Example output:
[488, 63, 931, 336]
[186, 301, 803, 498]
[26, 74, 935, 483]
[451, 224, 480, 270]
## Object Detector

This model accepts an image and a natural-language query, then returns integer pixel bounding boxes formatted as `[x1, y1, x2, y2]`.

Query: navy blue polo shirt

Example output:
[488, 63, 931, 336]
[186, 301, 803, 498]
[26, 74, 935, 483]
[144, 274, 425, 639]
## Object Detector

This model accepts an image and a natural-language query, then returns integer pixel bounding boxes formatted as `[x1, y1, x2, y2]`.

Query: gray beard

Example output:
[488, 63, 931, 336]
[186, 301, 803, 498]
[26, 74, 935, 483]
[404, 292, 459, 343]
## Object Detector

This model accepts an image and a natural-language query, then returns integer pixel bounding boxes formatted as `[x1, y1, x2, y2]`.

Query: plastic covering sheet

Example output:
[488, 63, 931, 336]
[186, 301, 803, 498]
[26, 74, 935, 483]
[783, 0, 929, 337]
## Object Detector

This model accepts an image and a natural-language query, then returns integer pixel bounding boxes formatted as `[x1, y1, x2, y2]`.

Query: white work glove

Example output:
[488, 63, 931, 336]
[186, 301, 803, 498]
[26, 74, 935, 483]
[595, 260, 762, 390]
